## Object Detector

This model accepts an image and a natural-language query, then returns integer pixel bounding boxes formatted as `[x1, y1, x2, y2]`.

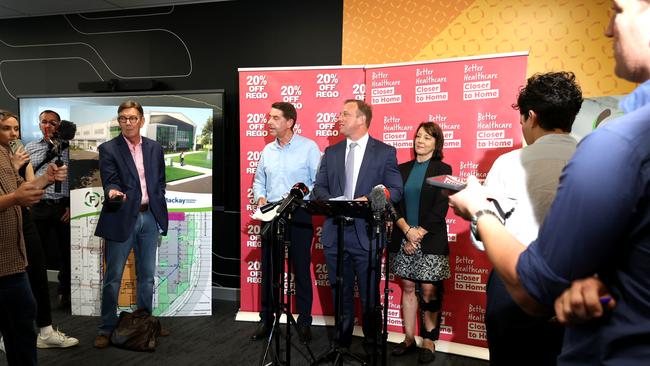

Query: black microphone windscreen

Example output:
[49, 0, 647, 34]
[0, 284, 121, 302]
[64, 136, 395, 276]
[290, 182, 309, 198]
[54, 120, 77, 141]
[369, 185, 387, 212]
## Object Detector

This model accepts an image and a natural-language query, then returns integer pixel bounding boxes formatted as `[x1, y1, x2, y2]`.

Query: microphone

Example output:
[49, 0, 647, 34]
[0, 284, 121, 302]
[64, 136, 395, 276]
[275, 182, 309, 218]
[369, 185, 388, 214]
[372, 184, 399, 221]
[53, 120, 77, 141]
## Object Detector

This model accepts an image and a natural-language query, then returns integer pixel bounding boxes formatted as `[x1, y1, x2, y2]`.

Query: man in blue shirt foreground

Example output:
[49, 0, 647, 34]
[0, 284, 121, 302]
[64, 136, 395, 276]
[448, 1, 650, 364]
[250, 102, 321, 343]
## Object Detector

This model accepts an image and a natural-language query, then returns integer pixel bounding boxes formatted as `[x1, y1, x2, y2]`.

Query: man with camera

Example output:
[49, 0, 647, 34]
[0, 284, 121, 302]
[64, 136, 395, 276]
[25, 110, 72, 309]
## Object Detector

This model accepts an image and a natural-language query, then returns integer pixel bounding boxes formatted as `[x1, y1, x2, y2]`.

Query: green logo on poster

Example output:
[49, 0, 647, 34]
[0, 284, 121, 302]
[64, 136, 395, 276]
[84, 191, 102, 208]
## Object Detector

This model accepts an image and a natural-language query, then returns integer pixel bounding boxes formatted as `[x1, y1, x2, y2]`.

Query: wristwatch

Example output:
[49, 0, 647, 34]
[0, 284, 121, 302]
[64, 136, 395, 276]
[470, 208, 503, 242]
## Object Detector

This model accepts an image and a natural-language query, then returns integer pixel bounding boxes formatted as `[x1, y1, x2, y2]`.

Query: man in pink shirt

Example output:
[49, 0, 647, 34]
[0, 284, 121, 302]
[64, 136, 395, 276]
[93, 100, 169, 348]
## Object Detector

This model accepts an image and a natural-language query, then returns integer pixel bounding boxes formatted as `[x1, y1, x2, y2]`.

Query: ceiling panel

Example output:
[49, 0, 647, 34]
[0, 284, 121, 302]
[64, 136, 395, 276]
[0, 0, 231, 19]
[0, 5, 23, 18]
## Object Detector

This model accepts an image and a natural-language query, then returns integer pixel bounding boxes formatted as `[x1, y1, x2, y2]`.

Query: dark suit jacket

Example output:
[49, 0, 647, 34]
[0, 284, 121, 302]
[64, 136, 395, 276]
[313, 136, 403, 250]
[94, 135, 168, 242]
[389, 159, 451, 255]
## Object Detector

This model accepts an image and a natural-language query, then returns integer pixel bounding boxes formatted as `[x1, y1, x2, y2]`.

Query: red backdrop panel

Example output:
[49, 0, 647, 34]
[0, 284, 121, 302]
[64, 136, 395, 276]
[238, 53, 527, 350]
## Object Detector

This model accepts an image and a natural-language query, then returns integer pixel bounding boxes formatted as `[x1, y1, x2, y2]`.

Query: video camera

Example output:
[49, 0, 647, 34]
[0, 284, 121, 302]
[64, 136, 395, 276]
[35, 120, 77, 193]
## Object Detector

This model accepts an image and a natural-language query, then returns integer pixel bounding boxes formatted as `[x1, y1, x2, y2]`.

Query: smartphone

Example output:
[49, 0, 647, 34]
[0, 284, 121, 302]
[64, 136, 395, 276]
[426, 175, 467, 191]
[8, 139, 24, 154]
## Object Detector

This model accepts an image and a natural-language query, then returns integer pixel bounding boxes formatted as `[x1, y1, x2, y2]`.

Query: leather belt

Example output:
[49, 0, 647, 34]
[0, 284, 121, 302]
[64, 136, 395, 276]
[139, 204, 149, 212]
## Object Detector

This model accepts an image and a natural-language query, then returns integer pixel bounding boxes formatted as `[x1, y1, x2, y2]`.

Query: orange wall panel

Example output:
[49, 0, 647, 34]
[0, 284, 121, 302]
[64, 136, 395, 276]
[343, 0, 636, 97]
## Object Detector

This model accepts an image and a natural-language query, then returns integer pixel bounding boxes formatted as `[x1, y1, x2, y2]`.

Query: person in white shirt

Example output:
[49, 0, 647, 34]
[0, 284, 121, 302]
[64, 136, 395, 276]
[481, 71, 583, 365]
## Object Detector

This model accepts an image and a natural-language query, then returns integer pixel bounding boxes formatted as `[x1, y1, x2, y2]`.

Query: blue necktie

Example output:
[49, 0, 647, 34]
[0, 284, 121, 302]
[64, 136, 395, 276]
[344, 142, 358, 200]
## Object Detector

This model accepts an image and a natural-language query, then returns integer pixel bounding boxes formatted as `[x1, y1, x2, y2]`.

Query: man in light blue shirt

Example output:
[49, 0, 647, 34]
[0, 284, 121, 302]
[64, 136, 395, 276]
[250, 102, 321, 343]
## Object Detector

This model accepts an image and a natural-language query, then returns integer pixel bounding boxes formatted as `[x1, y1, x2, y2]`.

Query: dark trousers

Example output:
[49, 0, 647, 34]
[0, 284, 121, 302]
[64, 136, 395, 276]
[486, 271, 564, 366]
[260, 207, 313, 327]
[31, 200, 70, 297]
[0, 272, 37, 366]
[323, 224, 377, 347]
[23, 208, 53, 328]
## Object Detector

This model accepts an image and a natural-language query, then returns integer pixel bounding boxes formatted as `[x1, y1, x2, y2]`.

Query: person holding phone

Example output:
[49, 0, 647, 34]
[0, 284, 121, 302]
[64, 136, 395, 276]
[0, 110, 69, 365]
[0, 110, 79, 354]
[389, 122, 451, 364]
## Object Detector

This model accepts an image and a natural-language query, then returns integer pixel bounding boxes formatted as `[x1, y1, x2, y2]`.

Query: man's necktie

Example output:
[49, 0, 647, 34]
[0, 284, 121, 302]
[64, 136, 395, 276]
[344, 142, 358, 200]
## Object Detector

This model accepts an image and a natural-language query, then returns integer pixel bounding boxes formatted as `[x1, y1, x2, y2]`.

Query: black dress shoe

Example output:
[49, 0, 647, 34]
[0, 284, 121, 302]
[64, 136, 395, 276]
[391, 341, 417, 356]
[296, 324, 312, 343]
[418, 348, 436, 364]
[250, 323, 271, 341]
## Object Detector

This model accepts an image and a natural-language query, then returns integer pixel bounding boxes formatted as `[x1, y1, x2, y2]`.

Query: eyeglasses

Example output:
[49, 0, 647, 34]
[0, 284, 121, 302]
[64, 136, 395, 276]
[118, 115, 140, 124]
[40, 119, 59, 127]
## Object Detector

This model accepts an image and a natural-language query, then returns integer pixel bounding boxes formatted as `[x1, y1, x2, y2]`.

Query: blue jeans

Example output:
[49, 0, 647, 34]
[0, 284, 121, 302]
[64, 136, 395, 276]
[98, 209, 159, 335]
[0, 272, 37, 366]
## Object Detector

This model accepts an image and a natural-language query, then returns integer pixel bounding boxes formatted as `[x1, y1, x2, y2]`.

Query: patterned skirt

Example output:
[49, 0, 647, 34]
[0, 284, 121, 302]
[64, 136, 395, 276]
[391, 241, 451, 282]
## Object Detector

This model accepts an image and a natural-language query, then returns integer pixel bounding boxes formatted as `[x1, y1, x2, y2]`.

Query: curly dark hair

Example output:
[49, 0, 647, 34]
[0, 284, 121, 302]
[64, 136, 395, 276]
[512, 71, 583, 132]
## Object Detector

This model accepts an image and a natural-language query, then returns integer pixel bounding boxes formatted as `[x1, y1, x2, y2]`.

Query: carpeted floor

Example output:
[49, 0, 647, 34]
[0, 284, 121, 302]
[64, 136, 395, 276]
[0, 284, 489, 366]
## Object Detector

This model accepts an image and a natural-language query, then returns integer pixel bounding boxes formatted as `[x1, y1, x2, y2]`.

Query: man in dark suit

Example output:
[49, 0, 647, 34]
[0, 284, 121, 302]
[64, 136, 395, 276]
[313, 99, 403, 349]
[93, 100, 169, 349]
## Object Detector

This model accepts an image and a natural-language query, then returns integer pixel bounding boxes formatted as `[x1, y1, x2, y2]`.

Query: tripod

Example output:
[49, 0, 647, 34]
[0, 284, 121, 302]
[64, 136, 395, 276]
[260, 207, 316, 366]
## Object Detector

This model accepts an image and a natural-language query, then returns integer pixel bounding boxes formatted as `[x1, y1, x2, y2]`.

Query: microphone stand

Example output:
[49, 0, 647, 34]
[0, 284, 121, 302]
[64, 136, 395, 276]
[368, 208, 389, 366]
[379, 200, 398, 366]
[260, 203, 315, 366]
[308, 200, 370, 366]
[379, 211, 393, 366]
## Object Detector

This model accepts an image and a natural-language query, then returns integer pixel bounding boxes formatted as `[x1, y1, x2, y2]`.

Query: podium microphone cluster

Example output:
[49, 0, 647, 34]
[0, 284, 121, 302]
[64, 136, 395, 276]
[369, 184, 399, 221]
[275, 182, 309, 218]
